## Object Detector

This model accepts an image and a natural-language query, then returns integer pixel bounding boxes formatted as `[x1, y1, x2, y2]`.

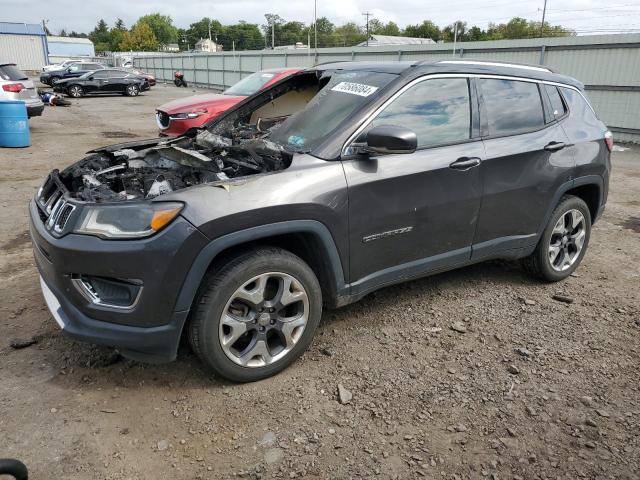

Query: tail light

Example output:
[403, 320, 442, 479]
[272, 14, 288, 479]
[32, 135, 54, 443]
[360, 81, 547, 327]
[2, 83, 24, 93]
[604, 130, 613, 152]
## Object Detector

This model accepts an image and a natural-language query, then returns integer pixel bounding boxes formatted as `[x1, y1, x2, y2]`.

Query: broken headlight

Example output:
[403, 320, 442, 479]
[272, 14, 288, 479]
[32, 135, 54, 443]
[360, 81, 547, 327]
[74, 202, 183, 239]
[170, 110, 207, 120]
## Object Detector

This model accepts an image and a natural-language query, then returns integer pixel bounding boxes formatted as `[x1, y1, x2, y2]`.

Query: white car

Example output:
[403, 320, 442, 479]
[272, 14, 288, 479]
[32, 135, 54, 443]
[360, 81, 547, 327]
[43, 59, 74, 72]
[1, 63, 44, 117]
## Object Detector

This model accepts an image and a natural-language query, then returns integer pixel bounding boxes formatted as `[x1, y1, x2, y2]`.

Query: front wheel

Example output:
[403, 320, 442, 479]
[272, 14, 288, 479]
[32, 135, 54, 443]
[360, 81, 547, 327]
[522, 195, 591, 282]
[67, 85, 83, 98]
[49, 76, 61, 85]
[189, 247, 322, 382]
[125, 84, 139, 96]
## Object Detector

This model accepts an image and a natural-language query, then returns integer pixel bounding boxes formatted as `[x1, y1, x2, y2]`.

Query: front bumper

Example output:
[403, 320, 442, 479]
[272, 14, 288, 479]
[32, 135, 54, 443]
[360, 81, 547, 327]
[30, 198, 209, 362]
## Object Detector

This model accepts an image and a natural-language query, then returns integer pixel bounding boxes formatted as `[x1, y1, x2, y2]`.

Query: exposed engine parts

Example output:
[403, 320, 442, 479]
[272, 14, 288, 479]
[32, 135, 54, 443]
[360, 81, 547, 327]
[60, 128, 292, 202]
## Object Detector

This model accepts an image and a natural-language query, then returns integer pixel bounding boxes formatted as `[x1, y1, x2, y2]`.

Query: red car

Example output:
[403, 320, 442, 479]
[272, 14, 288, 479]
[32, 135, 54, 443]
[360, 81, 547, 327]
[131, 69, 156, 87]
[156, 67, 300, 136]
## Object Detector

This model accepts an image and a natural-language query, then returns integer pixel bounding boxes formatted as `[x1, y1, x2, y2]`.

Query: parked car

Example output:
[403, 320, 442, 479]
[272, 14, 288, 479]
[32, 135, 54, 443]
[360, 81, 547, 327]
[126, 68, 156, 86]
[31, 60, 611, 382]
[0, 63, 44, 117]
[156, 67, 301, 136]
[53, 69, 149, 97]
[39, 61, 106, 86]
[42, 59, 74, 72]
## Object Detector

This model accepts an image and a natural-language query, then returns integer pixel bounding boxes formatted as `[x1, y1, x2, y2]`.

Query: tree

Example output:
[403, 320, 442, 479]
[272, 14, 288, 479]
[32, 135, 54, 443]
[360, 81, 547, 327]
[119, 22, 158, 51]
[137, 13, 178, 45]
[186, 17, 223, 47]
[333, 22, 366, 47]
[403, 20, 440, 41]
[263, 13, 286, 47]
[89, 19, 111, 52]
[58, 29, 68, 37]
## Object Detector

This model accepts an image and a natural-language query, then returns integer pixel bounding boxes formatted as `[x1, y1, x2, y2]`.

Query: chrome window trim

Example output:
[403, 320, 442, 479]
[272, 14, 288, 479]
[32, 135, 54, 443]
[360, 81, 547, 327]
[341, 73, 594, 156]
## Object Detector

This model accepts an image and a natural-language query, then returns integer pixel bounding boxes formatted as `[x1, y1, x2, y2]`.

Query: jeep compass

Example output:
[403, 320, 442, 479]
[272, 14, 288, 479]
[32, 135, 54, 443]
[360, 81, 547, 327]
[31, 60, 611, 382]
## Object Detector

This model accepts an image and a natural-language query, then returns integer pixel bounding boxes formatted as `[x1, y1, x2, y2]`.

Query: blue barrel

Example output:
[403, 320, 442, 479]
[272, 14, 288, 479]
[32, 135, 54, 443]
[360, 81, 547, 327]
[0, 100, 30, 148]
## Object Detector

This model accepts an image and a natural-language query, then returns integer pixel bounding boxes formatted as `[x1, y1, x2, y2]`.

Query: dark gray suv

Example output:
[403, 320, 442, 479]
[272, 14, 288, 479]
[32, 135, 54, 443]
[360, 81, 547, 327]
[30, 60, 611, 382]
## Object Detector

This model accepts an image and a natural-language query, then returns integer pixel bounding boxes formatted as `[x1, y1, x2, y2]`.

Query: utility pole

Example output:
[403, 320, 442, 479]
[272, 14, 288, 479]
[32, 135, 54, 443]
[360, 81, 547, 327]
[314, 0, 318, 54]
[362, 11, 372, 46]
[208, 20, 212, 41]
[540, 0, 548, 37]
[452, 21, 458, 56]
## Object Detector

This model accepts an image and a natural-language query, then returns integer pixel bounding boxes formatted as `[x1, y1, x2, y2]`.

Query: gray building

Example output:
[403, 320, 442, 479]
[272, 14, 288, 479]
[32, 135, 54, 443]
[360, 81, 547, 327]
[0, 22, 48, 71]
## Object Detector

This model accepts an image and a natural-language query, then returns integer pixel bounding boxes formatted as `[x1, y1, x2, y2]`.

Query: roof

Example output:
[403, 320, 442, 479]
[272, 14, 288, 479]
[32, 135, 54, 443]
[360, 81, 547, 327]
[311, 59, 583, 89]
[0, 22, 46, 36]
[357, 35, 435, 47]
[47, 35, 93, 45]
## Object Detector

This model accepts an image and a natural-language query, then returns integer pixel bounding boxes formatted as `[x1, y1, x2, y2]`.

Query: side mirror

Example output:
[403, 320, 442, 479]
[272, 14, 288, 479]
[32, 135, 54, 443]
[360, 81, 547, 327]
[363, 125, 417, 155]
[88, 76, 94, 81]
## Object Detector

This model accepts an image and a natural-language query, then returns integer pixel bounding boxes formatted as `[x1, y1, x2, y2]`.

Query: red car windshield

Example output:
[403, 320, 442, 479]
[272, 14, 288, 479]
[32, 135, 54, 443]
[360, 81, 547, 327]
[224, 71, 278, 96]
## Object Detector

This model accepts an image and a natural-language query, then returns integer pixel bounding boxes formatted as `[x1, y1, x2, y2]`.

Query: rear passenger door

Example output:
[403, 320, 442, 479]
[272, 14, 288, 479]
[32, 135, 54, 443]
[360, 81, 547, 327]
[472, 77, 574, 260]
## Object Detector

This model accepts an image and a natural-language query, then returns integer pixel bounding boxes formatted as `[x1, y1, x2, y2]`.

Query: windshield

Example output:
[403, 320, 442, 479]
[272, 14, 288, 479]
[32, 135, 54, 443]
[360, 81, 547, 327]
[224, 71, 277, 96]
[270, 71, 397, 153]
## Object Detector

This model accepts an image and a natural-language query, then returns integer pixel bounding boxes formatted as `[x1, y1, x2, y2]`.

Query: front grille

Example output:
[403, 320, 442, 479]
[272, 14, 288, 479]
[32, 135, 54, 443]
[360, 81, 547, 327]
[156, 110, 170, 128]
[36, 173, 75, 235]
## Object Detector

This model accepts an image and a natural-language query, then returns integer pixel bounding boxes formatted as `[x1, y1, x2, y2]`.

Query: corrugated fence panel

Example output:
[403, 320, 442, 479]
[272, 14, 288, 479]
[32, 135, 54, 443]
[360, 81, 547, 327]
[134, 34, 640, 141]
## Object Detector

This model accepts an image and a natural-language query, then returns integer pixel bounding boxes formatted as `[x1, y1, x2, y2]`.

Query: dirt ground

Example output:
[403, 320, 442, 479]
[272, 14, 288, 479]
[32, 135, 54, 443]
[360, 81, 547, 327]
[0, 83, 639, 480]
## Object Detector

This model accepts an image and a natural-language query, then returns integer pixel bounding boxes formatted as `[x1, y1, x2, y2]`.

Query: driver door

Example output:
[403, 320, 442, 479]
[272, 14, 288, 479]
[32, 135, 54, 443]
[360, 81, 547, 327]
[342, 76, 484, 291]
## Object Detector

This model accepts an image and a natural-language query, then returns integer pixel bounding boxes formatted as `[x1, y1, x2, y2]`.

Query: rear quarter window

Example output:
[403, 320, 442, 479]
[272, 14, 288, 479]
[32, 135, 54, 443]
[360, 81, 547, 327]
[479, 78, 545, 137]
[545, 84, 567, 119]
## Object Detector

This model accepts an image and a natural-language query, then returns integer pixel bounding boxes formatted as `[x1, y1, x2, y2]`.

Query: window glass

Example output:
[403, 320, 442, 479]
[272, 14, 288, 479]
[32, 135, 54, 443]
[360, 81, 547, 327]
[545, 84, 567, 119]
[68, 64, 80, 72]
[92, 71, 108, 79]
[107, 71, 124, 78]
[224, 71, 276, 96]
[0, 65, 28, 80]
[479, 79, 544, 136]
[369, 78, 471, 148]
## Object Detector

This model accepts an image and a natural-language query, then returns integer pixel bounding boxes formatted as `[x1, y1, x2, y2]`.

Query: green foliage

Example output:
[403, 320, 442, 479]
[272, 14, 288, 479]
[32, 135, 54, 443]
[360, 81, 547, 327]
[69, 15, 574, 53]
[137, 13, 178, 45]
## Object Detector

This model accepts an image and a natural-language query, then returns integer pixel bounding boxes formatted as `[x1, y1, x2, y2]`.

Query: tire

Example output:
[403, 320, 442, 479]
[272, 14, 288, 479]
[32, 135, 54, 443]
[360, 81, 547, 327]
[189, 247, 322, 382]
[522, 195, 591, 282]
[67, 85, 83, 98]
[49, 76, 61, 85]
[125, 84, 139, 97]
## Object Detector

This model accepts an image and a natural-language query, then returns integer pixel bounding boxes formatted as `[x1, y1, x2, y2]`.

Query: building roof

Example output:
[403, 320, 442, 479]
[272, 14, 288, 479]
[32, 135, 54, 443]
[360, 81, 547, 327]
[357, 34, 435, 46]
[47, 35, 93, 44]
[0, 22, 46, 36]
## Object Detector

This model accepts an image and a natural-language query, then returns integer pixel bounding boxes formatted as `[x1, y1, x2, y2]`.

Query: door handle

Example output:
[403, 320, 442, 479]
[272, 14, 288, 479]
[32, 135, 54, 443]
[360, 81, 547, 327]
[544, 141, 566, 152]
[449, 157, 481, 170]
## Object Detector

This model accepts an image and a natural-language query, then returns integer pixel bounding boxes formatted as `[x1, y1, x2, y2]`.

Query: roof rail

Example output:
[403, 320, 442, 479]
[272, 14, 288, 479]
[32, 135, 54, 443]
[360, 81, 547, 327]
[437, 60, 552, 73]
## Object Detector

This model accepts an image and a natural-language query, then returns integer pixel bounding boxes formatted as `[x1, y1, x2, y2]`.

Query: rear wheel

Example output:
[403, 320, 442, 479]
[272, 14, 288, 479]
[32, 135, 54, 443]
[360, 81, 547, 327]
[522, 195, 591, 281]
[189, 247, 322, 382]
[67, 85, 83, 98]
[125, 84, 139, 97]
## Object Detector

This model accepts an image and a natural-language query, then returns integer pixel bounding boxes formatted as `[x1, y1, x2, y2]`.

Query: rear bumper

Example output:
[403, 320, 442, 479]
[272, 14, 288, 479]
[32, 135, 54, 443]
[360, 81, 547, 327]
[27, 102, 44, 117]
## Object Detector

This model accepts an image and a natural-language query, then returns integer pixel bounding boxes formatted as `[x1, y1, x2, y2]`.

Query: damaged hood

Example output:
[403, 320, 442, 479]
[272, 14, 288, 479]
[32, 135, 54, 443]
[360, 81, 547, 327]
[157, 93, 245, 115]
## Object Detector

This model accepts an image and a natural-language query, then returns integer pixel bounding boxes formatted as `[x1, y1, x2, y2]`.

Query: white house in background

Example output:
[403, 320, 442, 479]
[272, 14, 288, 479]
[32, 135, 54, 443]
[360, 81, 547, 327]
[194, 38, 221, 52]
[161, 43, 179, 52]
[356, 35, 435, 47]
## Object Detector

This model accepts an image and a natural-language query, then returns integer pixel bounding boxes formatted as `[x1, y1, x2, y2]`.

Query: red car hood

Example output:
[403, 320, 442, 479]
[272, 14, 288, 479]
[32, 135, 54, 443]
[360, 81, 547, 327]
[158, 93, 246, 114]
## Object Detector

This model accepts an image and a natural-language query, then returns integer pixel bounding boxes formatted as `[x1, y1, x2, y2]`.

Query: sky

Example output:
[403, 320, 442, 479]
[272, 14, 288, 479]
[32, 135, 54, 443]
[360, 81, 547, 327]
[3, 0, 640, 36]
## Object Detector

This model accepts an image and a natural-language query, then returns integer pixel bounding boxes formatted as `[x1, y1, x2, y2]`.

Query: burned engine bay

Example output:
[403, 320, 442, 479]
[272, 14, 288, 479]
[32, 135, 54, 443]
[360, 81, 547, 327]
[59, 71, 323, 202]
[59, 129, 292, 202]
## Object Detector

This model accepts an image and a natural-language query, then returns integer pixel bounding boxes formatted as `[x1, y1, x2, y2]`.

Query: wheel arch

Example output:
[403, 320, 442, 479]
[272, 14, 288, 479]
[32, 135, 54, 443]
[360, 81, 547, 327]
[173, 220, 348, 315]
[537, 175, 603, 236]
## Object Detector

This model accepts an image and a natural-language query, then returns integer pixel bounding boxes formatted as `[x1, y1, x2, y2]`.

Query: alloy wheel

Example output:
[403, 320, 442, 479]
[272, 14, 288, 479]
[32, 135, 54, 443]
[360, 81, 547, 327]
[548, 209, 586, 272]
[69, 86, 82, 97]
[219, 272, 309, 368]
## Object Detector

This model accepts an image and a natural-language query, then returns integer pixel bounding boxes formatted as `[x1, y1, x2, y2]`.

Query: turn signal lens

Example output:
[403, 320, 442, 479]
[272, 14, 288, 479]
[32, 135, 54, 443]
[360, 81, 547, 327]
[150, 206, 183, 231]
[604, 130, 613, 152]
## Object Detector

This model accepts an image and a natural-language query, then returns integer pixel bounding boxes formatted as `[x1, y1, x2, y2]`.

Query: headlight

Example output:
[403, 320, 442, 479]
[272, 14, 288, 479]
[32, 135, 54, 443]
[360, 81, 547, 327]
[75, 202, 183, 239]
[170, 110, 207, 120]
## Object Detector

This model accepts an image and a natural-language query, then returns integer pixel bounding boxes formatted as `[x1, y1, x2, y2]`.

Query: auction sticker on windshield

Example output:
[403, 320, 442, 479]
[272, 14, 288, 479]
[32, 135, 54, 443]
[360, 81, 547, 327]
[331, 82, 379, 97]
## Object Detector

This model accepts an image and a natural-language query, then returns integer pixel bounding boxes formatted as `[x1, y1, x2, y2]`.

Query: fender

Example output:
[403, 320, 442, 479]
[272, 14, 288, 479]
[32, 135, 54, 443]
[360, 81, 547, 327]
[536, 175, 604, 237]
[173, 220, 348, 313]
